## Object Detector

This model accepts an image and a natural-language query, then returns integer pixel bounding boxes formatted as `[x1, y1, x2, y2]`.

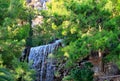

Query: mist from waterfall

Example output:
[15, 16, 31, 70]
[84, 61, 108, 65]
[28, 39, 63, 81]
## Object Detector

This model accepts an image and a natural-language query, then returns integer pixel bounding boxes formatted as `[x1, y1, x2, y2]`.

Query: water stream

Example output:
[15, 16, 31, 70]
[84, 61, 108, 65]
[28, 39, 63, 81]
[25, 1, 60, 81]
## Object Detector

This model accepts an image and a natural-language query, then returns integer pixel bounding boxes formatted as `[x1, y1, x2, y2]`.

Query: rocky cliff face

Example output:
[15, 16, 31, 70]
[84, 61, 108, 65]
[26, 0, 49, 10]
[26, 0, 49, 27]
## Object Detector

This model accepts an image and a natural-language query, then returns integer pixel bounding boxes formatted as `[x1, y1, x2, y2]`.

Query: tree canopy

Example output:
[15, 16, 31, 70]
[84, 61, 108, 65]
[0, 0, 120, 81]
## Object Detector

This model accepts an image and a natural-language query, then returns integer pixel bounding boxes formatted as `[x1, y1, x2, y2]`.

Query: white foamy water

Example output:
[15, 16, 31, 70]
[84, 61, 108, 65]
[28, 39, 63, 81]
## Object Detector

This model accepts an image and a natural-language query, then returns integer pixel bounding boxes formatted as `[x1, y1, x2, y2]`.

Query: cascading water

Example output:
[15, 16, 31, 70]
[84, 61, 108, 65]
[28, 39, 63, 81]
[25, 1, 61, 81]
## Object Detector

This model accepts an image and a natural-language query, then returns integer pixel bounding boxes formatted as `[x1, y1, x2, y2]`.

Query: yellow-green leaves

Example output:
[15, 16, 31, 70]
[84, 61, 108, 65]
[62, 21, 71, 29]
[51, 0, 70, 16]
[12, 58, 35, 81]
[52, 23, 57, 30]
[62, 30, 67, 36]
[70, 27, 77, 34]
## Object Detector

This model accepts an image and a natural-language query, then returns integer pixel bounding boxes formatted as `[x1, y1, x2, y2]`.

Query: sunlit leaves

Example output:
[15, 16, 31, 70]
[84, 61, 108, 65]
[62, 30, 67, 36]
[0, 0, 36, 80]
[15, 25, 30, 40]
[62, 21, 70, 29]
[39, 0, 120, 70]
[70, 27, 77, 34]
[0, 0, 31, 66]
[52, 23, 57, 30]
[12, 58, 35, 81]
[51, 0, 70, 16]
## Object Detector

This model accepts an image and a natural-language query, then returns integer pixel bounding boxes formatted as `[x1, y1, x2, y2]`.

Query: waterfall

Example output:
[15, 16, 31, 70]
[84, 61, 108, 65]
[25, 1, 61, 81]
[28, 39, 63, 81]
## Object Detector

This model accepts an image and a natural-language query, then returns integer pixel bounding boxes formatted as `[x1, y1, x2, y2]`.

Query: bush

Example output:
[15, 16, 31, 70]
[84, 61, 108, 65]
[66, 62, 94, 81]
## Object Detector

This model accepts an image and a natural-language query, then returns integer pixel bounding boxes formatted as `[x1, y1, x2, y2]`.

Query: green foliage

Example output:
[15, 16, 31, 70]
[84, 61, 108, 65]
[0, 68, 14, 81]
[0, 0, 35, 80]
[0, 0, 120, 80]
[41, 0, 120, 66]
[0, 55, 13, 81]
[12, 58, 35, 81]
[0, 57, 35, 81]
[63, 62, 94, 81]
[8, 0, 27, 19]
[39, 0, 120, 80]
[15, 25, 30, 40]
[0, 0, 31, 66]
[0, 0, 10, 25]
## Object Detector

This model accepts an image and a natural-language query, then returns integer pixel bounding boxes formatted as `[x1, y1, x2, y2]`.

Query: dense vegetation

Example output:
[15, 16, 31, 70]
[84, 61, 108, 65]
[0, 0, 120, 81]
[0, 0, 35, 81]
